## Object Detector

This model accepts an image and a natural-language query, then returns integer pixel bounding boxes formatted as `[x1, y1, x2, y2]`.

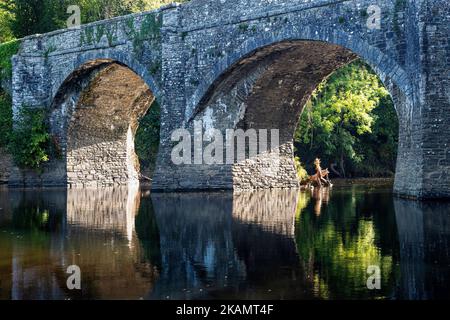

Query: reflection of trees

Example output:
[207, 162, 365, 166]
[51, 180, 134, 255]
[0, 189, 68, 299]
[9, 189, 66, 233]
[295, 186, 400, 299]
[0, 188, 12, 226]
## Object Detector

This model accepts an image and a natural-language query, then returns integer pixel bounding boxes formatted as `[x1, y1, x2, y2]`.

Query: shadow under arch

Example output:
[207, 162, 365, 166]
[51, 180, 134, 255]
[51, 51, 161, 103]
[187, 35, 405, 191]
[48, 58, 158, 187]
[189, 27, 413, 121]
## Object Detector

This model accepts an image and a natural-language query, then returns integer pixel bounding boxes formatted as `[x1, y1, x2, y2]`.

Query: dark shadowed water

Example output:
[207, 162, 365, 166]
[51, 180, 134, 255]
[0, 185, 448, 300]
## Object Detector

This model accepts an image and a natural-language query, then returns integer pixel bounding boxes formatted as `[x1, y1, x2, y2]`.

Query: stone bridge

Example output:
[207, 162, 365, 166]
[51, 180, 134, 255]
[10, 0, 450, 199]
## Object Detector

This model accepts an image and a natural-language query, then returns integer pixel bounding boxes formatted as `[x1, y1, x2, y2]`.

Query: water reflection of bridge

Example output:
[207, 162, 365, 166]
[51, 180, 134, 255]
[0, 187, 448, 300]
[150, 189, 308, 299]
[394, 199, 450, 300]
[0, 187, 157, 300]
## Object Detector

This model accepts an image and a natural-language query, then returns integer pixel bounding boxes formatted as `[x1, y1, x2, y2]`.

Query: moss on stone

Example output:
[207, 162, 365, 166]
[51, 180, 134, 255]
[393, 0, 407, 36]
[80, 26, 95, 46]
[105, 23, 119, 45]
[125, 13, 162, 57]
[0, 39, 21, 81]
[81, 22, 118, 47]
[238, 23, 249, 32]
[44, 44, 57, 59]
[148, 61, 161, 75]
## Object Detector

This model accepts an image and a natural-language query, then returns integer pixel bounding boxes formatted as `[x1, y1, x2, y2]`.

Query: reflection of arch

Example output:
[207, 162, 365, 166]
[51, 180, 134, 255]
[232, 189, 298, 236]
[67, 186, 140, 243]
[150, 191, 310, 299]
[63, 187, 159, 300]
[1, 187, 159, 300]
[49, 58, 157, 187]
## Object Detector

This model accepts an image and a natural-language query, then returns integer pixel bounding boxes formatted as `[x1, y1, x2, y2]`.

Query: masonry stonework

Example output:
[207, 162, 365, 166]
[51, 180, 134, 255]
[8, 0, 450, 199]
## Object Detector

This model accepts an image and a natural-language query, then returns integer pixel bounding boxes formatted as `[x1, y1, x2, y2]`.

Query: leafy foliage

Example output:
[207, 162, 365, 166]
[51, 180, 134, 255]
[295, 59, 398, 178]
[135, 101, 161, 176]
[0, 4, 13, 43]
[0, 0, 58, 39]
[0, 38, 19, 79]
[0, 91, 11, 147]
[0, 0, 189, 40]
[9, 107, 50, 171]
[294, 156, 309, 183]
[0, 40, 18, 149]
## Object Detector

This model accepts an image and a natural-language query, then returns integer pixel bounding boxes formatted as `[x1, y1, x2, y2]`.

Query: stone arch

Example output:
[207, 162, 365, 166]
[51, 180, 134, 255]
[188, 26, 413, 121]
[52, 51, 161, 103]
[49, 58, 156, 187]
[189, 36, 405, 191]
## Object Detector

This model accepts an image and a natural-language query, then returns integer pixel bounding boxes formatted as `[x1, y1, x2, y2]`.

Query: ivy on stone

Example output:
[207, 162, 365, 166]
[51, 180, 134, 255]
[9, 107, 50, 171]
[0, 39, 20, 81]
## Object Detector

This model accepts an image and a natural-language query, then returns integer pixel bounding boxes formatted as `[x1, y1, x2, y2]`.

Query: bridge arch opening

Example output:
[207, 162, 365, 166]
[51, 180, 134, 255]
[191, 40, 400, 190]
[50, 59, 159, 187]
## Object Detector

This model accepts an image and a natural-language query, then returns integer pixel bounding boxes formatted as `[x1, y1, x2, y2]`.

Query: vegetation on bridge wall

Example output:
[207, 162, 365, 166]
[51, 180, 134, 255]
[0, 38, 51, 171]
[135, 101, 161, 177]
[0, 38, 19, 80]
[8, 108, 51, 170]
[0, 90, 12, 147]
[0, 39, 19, 155]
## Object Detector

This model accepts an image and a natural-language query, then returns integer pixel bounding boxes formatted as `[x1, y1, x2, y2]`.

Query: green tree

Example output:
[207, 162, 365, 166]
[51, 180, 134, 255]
[295, 60, 397, 178]
[0, 0, 188, 40]
[354, 95, 398, 177]
[0, 91, 12, 147]
[0, 5, 13, 43]
[135, 101, 161, 177]
[0, 0, 60, 38]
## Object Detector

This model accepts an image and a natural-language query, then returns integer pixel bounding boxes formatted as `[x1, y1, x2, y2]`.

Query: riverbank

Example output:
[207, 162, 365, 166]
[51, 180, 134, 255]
[331, 177, 394, 187]
[299, 177, 394, 190]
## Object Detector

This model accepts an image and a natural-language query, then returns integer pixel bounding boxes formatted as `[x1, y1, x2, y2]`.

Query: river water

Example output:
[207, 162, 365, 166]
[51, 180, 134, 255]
[0, 185, 448, 300]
